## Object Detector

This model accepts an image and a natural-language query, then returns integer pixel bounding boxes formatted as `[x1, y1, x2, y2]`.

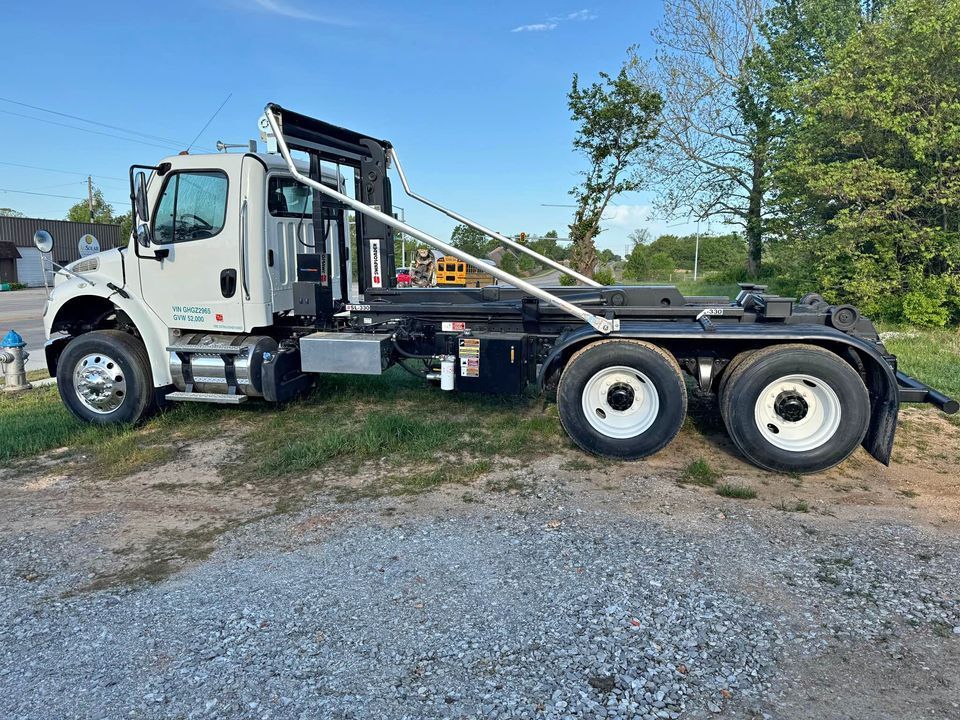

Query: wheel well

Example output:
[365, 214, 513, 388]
[52, 297, 139, 337]
[48, 297, 144, 379]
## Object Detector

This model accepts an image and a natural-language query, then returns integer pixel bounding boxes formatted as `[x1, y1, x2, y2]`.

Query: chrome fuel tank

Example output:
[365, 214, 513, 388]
[169, 333, 278, 396]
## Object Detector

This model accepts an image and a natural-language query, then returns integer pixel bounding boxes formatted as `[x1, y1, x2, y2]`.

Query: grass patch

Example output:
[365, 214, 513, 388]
[880, 325, 960, 401]
[715, 483, 757, 499]
[2, 368, 567, 504]
[0, 384, 229, 476]
[334, 459, 493, 503]
[561, 458, 594, 472]
[225, 370, 564, 488]
[679, 457, 720, 486]
[775, 498, 810, 513]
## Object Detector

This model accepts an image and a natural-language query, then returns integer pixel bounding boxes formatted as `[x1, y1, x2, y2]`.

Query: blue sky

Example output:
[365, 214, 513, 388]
[0, 0, 698, 253]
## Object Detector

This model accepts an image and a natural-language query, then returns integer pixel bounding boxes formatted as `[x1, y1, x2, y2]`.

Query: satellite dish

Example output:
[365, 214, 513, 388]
[33, 229, 54, 254]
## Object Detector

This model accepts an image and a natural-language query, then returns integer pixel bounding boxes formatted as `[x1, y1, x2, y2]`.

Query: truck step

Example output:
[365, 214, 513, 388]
[165, 391, 247, 404]
[166, 343, 248, 355]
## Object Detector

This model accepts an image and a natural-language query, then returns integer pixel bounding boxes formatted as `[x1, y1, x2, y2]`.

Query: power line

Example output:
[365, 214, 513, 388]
[187, 93, 233, 152]
[0, 187, 128, 204]
[0, 160, 125, 181]
[0, 95, 190, 147]
[0, 108, 181, 151]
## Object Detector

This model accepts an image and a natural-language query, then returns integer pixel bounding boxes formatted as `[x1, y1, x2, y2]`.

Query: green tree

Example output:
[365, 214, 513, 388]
[567, 68, 662, 277]
[116, 209, 133, 243]
[0, 208, 24, 217]
[66, 187, 115, 224]
[623, 242, 676, 281]
[597, 248, 620, 264]
[450, 224, 497, 258]
[775, 0, 960, 324]
[528, 230, 569, 262]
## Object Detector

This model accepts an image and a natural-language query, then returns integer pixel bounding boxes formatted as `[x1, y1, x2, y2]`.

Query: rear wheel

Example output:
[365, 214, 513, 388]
[57, 330, 156, 425]
[719, 344, 869, 473]
[557, 340, 687, 460]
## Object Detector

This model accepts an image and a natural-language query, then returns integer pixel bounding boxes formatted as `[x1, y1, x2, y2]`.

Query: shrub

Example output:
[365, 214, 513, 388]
[902, 277, 950, 327]
[559, 273, 577, 286]
[593, 268, 616, 285]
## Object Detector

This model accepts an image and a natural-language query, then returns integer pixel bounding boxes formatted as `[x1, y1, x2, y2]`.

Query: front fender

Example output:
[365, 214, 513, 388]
[45, 282, 172, 388]
[538, 323, 899, 466]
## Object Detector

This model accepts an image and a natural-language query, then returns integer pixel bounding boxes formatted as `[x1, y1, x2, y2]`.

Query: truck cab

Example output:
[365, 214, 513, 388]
[40, 150, 353, 420]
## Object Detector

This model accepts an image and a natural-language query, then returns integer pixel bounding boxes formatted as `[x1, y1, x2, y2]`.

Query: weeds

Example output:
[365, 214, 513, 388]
[679, 457, 719, 487]
[715, 483, 757, 499]
[775, 498, 810, 513]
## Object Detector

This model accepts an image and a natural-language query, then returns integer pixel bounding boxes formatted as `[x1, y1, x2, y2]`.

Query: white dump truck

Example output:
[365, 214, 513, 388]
[32, 103, 958, 473]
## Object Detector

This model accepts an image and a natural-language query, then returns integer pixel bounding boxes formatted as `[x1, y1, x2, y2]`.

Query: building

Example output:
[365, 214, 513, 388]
[0, 217, 123, 287]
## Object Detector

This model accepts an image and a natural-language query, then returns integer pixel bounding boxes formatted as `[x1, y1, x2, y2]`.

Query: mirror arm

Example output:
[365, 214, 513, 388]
[45, 256, 96, 286]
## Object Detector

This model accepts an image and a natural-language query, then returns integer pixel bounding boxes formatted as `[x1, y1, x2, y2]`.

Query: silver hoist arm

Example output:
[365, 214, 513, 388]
[263, 106, 614, 335]
[388, 147, 600, 288]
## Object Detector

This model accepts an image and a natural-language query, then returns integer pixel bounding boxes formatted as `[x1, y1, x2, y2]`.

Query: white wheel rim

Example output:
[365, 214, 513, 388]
[581, 366, 660, 439]
[754, 373, 841, 452]
[73, 353, 127, 414]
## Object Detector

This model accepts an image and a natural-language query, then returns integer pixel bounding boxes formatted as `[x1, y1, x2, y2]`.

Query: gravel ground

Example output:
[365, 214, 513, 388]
[1, 484, 958, 720]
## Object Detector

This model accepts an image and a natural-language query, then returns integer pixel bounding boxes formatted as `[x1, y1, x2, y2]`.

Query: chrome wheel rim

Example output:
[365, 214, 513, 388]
[73, 353, 127, 414]
[582, 366, 659, 439]
[754, 373, 841, 452]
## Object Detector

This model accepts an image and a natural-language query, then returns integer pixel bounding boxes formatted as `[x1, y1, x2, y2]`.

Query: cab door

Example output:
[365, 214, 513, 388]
[138, 158, 245, 333]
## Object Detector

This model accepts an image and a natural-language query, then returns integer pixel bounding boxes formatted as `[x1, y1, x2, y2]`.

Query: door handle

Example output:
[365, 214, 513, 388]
[220, 268, 238, 298]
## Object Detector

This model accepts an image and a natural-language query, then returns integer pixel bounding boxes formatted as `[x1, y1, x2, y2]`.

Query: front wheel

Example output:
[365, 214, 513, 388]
[57, 330, 156, 424]
[557, 340, 687, 460]
[719, 344, 870, 473]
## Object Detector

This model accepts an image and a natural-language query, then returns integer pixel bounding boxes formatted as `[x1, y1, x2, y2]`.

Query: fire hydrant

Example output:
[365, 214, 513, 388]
[0, 329, 31, 392]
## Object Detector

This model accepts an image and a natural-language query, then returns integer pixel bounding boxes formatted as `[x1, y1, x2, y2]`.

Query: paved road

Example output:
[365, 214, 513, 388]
[0, 287, 48, 371]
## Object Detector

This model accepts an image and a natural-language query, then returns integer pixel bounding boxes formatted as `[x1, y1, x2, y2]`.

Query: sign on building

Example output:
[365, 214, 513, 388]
[78, 234, 100, 257]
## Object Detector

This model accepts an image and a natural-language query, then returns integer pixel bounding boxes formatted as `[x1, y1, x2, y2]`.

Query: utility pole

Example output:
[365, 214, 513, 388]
[693, 218, 701, 282]
[87, 176, 94, 223]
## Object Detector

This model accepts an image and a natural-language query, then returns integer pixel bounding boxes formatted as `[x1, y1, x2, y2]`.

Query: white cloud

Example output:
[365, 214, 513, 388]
[602, 203, 653, 228]
[249, 0, 353, 25]
[511, 22, 559, 32]
[511, 8, 596, 33]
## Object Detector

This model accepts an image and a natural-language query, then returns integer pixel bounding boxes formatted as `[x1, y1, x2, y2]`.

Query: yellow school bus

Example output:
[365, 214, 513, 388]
[436, 256, 498, 287]
[436, 256, 467, 286]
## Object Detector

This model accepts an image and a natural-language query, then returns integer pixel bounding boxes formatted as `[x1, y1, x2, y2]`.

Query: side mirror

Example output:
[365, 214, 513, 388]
[136, 223, 153, 247]
[134, 171, 150, 223]
[33, 229, 54, 254]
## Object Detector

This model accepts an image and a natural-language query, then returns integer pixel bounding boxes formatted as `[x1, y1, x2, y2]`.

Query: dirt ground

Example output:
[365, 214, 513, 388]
[1, 399, 959, 717]
[2, 393, 958, 591]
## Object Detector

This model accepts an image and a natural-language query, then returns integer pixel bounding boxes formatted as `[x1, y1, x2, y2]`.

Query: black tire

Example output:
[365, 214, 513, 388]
[57, 329, 156, 425]
[719, 344, 870, 473]
[717, 350, 754, 402]
[557, 339, 687, 460]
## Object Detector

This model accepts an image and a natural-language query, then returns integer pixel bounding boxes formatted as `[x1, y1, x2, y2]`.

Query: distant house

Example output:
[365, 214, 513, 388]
[0, 217, 122, 287]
